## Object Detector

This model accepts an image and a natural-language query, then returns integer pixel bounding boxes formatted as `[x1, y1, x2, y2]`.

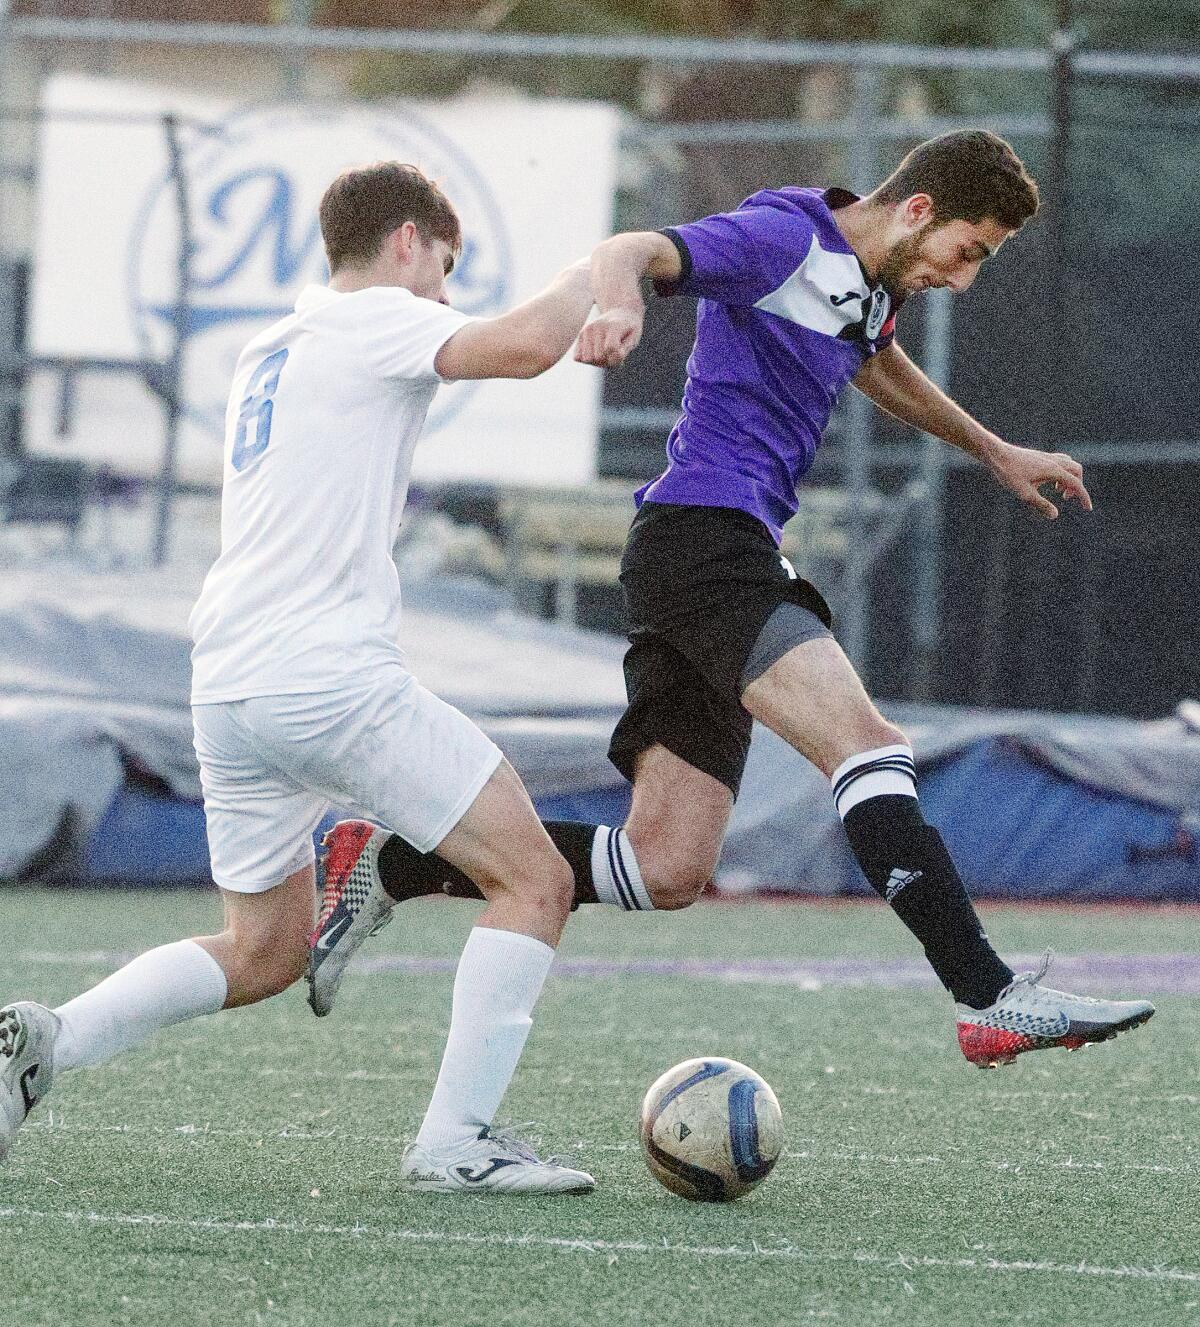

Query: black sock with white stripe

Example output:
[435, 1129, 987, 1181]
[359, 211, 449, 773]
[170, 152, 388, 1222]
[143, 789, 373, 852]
[589, 826, 654, 911]
[832, 745, 1013, 1009]
[377, 822, 653, 911]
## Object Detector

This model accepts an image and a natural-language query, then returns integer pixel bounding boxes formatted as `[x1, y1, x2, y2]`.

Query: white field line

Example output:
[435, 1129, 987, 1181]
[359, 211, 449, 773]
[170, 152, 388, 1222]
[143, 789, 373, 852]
[23, 1119, 1195, 1177]
[54, 1055, 1200, 1109]
[0, 1204, 1196, 1286]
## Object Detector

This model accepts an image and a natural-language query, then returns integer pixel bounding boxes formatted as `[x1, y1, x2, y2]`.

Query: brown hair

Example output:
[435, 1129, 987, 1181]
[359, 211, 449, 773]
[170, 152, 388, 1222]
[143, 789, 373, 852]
[871, 130, 1039, 229]
[319, 161, 461, 273]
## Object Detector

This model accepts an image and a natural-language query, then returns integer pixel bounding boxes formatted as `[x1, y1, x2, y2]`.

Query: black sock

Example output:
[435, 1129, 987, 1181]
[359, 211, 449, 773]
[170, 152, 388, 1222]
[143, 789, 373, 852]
[377, 821, 600, 908]
[842, 795, 1014, 1008]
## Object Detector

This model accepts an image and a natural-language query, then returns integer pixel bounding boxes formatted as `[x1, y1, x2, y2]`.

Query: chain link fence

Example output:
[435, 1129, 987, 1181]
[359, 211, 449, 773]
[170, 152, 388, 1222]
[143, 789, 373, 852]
[0, 12, 1197, 716]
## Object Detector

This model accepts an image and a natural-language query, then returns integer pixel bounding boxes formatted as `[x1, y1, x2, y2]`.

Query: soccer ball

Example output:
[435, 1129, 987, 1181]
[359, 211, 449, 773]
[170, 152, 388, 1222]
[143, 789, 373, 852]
[639, 1057, 784, 1202]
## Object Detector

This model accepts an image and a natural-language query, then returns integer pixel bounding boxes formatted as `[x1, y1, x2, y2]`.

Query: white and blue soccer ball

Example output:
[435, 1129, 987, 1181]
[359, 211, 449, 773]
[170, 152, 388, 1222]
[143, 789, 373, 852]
[639, 1057, 784, 1202]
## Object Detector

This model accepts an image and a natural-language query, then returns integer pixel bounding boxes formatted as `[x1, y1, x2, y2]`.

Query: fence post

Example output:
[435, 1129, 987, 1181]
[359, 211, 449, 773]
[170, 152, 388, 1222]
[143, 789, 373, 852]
[152, 111, 191, 567]
[839, 62, 880, 675]
[910, 288, 952, 699]
[280, 0, 316, 97]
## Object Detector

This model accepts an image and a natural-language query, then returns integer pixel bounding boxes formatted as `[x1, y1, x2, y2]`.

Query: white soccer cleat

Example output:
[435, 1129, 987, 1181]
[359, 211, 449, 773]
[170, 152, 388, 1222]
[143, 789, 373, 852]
[400, 1127, 596, 1195]
[0, 1002, 59, 1160]
[956, 952, 1155, 1068]
[307, 820, 396, 1018]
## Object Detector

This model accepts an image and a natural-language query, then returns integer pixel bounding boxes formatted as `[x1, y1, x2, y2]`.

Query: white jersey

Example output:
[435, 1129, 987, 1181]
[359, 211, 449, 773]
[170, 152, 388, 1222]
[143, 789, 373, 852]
[189, 284, 474, 704]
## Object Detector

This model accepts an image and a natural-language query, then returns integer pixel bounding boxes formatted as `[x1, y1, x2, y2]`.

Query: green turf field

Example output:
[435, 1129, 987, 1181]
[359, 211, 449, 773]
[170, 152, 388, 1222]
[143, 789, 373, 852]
[4, 888, 1199, 1327]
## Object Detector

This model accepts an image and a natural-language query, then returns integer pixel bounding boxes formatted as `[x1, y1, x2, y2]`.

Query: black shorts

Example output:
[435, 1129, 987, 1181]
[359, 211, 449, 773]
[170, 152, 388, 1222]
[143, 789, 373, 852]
[608, 502, 833, 797]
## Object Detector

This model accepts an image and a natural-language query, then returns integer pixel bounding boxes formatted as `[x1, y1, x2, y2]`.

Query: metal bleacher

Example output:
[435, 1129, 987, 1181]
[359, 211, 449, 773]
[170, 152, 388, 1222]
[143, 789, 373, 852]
[487, 480, 885, 626]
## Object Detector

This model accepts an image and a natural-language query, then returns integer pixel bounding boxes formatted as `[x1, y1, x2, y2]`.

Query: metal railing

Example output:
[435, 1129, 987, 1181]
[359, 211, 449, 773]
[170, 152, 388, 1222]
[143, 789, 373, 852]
[0, 14, 1195, 709]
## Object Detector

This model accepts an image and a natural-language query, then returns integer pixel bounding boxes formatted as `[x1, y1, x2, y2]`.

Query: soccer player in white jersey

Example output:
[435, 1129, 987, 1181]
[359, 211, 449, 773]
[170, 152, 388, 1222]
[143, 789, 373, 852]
[0, 162, 597, 1194]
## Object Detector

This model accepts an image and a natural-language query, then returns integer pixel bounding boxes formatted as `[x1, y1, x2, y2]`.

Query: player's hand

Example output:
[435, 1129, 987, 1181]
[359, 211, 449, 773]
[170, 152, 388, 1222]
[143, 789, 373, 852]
[574, 308, 644, 368]
[986, 441, 1092, 519]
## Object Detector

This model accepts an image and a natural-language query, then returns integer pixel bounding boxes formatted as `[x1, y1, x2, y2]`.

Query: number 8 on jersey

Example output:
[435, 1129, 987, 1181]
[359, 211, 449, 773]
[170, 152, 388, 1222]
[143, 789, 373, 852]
[232, 348, 289, 473]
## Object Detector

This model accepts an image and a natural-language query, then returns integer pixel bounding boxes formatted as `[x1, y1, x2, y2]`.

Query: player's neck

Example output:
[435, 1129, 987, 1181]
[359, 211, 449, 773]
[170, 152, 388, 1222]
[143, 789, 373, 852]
[830, 199, 893, 282]
[328, 264, 415, 295]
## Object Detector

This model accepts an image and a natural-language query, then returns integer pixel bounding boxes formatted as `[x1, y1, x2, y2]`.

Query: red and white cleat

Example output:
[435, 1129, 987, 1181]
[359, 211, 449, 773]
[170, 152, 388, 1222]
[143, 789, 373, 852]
[306, 820, 395, 1018]
[956, 952, 1155, 1068]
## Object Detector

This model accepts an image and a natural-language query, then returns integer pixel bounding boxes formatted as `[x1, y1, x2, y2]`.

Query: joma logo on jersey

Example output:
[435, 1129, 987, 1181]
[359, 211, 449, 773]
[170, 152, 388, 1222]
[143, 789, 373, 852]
[864, 288, 891, 341]
[128, 104, 511, 439]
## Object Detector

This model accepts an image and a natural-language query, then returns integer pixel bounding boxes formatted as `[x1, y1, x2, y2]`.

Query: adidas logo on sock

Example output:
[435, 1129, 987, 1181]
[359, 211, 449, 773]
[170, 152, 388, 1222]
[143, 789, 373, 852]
[884, 867, 923, 902]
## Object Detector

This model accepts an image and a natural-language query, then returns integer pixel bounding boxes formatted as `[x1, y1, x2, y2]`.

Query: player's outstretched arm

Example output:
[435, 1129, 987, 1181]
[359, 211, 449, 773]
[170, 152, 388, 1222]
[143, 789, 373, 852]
[574, 232, 683, 369]
[434, 260, 594, 381]
[855, 342, 1092, 520]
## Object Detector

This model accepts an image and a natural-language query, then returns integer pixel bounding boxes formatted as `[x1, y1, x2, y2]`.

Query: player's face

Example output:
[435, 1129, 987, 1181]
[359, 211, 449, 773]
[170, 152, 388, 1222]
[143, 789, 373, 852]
[878, 216, 1013, 298]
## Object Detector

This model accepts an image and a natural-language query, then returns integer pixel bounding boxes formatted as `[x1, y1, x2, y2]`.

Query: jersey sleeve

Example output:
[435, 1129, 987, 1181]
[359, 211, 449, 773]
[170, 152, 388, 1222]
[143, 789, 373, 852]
[654, 204, 816, 307]
[355, 289, 478, 384]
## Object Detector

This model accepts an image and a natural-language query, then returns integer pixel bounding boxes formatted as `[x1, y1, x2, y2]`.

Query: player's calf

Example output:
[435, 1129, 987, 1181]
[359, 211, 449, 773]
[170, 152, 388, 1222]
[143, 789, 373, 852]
[219, 935, 309, 1007]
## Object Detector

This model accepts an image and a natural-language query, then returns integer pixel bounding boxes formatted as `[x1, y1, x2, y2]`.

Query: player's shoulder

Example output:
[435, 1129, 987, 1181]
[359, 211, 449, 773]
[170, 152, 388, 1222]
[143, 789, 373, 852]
[299, 283, 422, 326]
[735, 185, 827, 223]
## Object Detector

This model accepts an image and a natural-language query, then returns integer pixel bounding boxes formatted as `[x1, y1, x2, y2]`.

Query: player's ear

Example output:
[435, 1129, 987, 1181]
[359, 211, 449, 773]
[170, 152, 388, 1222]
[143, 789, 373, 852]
[387, 221, 420, 267]
[902, 193, 936, 231]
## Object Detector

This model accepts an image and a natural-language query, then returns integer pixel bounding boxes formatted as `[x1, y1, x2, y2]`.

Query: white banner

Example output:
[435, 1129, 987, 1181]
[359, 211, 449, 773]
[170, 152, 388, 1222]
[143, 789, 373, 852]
[28, 74, 619, 487]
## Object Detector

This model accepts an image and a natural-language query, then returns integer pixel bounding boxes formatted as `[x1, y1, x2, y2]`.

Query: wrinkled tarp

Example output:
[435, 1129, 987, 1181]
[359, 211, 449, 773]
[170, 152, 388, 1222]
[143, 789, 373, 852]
[0, 568, 625, 877]
[3, 565, 1200, 896]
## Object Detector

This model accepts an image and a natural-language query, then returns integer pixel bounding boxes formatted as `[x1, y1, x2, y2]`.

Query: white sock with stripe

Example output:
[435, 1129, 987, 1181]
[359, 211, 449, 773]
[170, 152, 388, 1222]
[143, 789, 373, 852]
[589, 827, 654, 911]
[830, 744, 918, 819]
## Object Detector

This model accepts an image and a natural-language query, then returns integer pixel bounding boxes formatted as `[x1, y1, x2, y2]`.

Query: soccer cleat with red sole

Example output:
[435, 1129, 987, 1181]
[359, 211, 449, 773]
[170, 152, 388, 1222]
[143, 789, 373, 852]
[306, 820, 396, 1018]
[955, 951, 1155, 1068]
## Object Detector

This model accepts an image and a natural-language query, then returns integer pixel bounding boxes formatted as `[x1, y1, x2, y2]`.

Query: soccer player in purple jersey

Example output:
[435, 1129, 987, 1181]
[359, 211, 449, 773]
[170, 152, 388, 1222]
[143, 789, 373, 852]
[308, 132, 1154, 1069]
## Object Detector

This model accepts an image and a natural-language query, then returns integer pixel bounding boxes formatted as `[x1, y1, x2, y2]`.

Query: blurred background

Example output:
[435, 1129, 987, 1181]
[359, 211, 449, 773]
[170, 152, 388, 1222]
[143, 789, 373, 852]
[1, 0, 1198, 902]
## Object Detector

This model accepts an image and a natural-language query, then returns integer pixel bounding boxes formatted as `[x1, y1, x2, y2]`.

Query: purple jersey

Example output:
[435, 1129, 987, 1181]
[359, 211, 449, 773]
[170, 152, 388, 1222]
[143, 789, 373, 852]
[638, 186, 900, 544]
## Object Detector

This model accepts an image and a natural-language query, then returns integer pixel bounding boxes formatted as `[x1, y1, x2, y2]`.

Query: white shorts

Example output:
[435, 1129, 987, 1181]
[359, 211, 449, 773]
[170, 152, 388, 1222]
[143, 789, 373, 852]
[192, 671, 502, 894]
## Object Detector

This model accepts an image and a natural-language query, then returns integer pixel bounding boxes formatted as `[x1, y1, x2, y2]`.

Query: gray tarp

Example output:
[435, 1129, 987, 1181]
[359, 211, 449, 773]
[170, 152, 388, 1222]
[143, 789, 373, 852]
[3, 564, 1200, 886]
[0, 568, 625, 877]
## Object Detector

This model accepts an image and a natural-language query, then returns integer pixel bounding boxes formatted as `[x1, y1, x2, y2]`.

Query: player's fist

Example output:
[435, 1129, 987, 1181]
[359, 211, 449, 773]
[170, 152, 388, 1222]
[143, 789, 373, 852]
[988, 441, 1092, 519]
[575, 308, 644, 368]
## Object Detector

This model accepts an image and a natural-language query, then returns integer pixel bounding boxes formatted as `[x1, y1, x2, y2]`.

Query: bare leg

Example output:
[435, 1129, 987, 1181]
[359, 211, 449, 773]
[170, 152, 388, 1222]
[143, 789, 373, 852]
[198, 865, 316, 1007]
[741, 635, 904, 775]
[52, 865, 315, 1076]
[432, 757, 574, 945]
[623, 744, 734, 910]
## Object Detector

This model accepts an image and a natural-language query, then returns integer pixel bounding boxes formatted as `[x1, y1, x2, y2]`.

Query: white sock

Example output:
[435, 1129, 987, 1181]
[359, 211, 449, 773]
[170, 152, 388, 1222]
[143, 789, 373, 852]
[53, 940, 228, 1073]
[830, 744, 918, 819]
[414, 926, 555, 1153]
[590, 826, 654, 910]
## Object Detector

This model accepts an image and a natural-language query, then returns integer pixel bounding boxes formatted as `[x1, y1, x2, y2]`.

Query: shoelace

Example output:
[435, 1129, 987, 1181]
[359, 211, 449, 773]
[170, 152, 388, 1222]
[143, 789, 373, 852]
[481, 1123, 558, 1166]
[1018, 948, 1055, 988]
[991, 949, 1054, 1003]
[999, 949, 1107, 1010]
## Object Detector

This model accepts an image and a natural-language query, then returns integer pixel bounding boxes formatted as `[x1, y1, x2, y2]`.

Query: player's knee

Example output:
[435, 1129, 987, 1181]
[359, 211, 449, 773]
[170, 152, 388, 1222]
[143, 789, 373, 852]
[832, 716, 908, 773]
[864, 717, 907, 751]
[477, 849, 574, 926]
[638, 848, 714, 911]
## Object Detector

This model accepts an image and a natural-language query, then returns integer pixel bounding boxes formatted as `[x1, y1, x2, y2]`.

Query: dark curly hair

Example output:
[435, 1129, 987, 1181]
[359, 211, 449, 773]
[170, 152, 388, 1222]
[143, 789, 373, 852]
[319, 161, 461, 273]
[871, 131, 1039, 229]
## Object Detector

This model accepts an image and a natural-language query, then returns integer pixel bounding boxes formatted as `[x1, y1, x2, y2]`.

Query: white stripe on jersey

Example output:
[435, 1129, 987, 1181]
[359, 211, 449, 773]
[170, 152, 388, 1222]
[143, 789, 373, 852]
[754, 234, 889, 339]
